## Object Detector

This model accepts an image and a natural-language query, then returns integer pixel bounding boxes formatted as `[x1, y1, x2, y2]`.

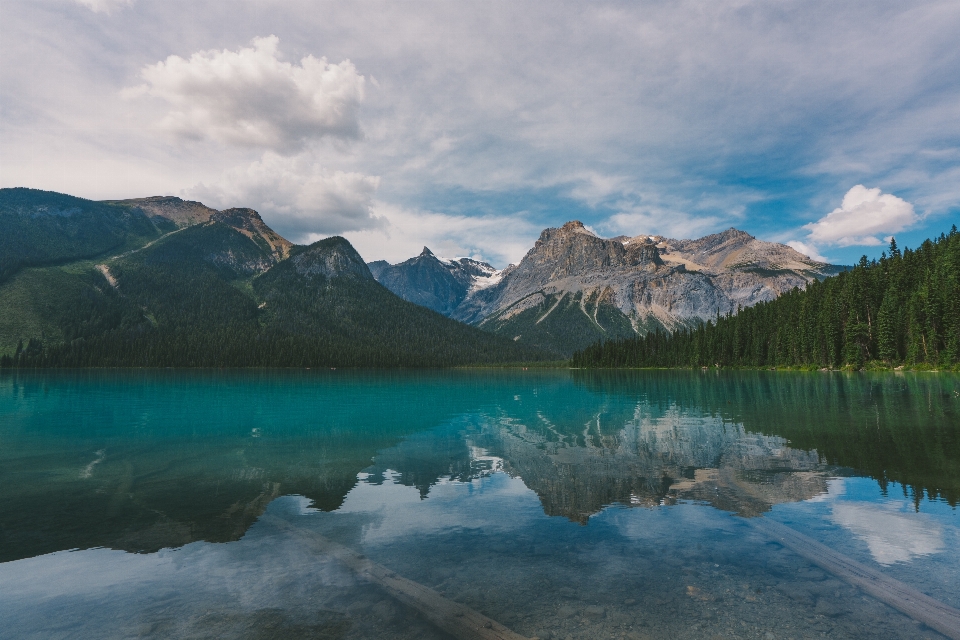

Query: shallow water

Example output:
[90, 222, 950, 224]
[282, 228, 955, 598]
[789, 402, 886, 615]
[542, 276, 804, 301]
[1, 369, 958, 639]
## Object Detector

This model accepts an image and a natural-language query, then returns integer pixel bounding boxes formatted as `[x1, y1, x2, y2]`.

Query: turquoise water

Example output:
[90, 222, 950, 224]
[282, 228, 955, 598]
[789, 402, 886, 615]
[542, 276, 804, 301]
[1, 370, 958, 639]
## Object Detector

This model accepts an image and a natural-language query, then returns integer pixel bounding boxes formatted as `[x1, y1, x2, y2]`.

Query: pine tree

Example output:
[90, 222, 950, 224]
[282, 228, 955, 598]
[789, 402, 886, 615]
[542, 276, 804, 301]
[876, 291, 899, 362]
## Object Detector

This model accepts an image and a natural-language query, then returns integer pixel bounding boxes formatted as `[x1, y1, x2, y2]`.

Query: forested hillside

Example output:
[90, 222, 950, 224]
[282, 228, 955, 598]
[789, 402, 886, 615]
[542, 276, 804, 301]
[0, 213, 549, 367]
[573, 227, 960, 369]
[0, 230, 545, 367]
[0, 188, 164, 283]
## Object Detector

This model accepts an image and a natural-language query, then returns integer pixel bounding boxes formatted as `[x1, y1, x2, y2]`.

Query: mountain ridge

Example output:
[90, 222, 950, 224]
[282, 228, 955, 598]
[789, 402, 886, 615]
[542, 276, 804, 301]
[0, 189, 549, 366]
[0, 186, 850, 363]
[372, 220, 844, 356]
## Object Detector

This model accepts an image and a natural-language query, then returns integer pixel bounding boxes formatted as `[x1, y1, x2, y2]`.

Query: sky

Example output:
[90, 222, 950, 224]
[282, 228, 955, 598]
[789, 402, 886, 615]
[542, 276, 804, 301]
[2, 1, 959, 268]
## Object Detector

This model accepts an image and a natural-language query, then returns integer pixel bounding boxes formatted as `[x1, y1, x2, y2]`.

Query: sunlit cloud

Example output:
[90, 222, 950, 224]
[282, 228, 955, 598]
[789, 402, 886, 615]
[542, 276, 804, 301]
[804, 185, 918, 247]
[603, 206, 725, 240]
[123, 36, 365, 152]
[786, 240, 831, 263]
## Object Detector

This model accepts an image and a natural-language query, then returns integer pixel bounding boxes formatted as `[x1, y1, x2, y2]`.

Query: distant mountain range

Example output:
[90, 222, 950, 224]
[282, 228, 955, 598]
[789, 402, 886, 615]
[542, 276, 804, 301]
[0, 188, 546, 366]
[0, 187, 846, 365]
[370, 221, 845, 356]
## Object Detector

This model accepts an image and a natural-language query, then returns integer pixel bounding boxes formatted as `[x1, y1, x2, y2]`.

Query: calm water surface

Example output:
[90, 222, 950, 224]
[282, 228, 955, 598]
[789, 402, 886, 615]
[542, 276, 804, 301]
[1, 370, 958, 639]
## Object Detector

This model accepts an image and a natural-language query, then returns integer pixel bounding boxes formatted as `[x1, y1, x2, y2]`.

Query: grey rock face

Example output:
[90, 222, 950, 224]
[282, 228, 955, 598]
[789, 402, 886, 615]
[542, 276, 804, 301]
[293, 236, 374, 280]
[461, 222, 839, 330]
[453, 221, 664, 325]
[367, 259, 391, 280]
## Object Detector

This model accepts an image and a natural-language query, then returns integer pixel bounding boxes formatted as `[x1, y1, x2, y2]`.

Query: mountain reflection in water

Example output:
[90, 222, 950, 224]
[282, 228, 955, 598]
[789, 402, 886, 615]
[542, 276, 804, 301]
[1, 369, 956, 562]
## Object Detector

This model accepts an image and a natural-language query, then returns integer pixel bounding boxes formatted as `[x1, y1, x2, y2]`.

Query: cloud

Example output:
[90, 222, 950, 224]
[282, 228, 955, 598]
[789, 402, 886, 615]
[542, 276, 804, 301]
[189, 152, 382, 240]
[124, 36, 364, 151]
[786, 240, 831, 263]
[337, 203, 542, 267]
[74, 0, 132, 13]
[804, 185, 918, 247]
[566, 172, 634, 208]
[588, 181, 756, 241]
[602, 206, 725, 240]
[6, 1, 960, 257]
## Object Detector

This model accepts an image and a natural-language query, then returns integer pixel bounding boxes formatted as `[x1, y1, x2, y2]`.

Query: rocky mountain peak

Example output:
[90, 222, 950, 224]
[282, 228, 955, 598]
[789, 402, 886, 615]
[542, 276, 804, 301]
[672, 228, 754, 254]
[559, 220, 593, 234]
[667, 227, 824, 273]
[360, 219, 844, 356]
[292, 236, 373, 280]
[440, 220, 670, 325]
[366, 248, 502, 316]
[111, 196, 218, 227]
[522, 221, 662, 282]
[212, 208, 292, 259]
[213, 207, 263, 225]
[721, 227, 753, 239]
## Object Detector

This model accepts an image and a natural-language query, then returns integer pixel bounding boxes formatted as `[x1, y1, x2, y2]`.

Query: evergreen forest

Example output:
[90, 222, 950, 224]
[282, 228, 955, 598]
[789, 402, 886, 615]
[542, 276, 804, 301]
[573, 227, 960, 370]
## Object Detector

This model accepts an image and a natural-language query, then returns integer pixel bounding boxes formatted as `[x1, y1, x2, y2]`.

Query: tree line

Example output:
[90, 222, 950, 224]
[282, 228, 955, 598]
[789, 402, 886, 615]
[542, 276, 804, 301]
[572, 226, 960, 369]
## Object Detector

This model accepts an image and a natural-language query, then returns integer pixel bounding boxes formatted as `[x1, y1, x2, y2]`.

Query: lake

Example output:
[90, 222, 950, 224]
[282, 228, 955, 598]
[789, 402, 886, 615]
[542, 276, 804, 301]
[1, 369, 958, 640]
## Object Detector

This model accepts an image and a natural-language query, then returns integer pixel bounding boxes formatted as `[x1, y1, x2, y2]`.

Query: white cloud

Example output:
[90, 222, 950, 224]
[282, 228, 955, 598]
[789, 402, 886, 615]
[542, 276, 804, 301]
[786, 240, 831, 263]
[566, 172, 634, 207]
[124, 36, 364, 151]
[74, 0, 132, 13]
[189, 152, 382, 240]
[337, 203, 541, 267]
[602, 206, 725, 240]
[804, 185, 918, 247]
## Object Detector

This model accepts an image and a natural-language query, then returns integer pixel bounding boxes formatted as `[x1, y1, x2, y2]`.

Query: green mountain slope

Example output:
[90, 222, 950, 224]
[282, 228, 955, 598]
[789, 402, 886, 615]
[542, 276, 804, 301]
[1, 194, 549, 367]
[0, 264, 105, 357]
[0, 188, 163, 283]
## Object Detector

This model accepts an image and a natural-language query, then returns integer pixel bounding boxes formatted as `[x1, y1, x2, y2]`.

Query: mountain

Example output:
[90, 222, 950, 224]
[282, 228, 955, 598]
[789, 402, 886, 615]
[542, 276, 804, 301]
[0, 188, 163, 283]
[368, 247, 501, 316]
[106, 195, 219, 228]
[372, 221, 843, 356]
[573, 227, 960, 370]
[0, 189, 548, 367]
[210, 208, 294, 262]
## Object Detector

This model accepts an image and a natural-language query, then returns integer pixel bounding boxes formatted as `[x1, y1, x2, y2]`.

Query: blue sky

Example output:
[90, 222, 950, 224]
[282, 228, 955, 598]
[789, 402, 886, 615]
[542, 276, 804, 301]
[2, 1, 959, 267]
